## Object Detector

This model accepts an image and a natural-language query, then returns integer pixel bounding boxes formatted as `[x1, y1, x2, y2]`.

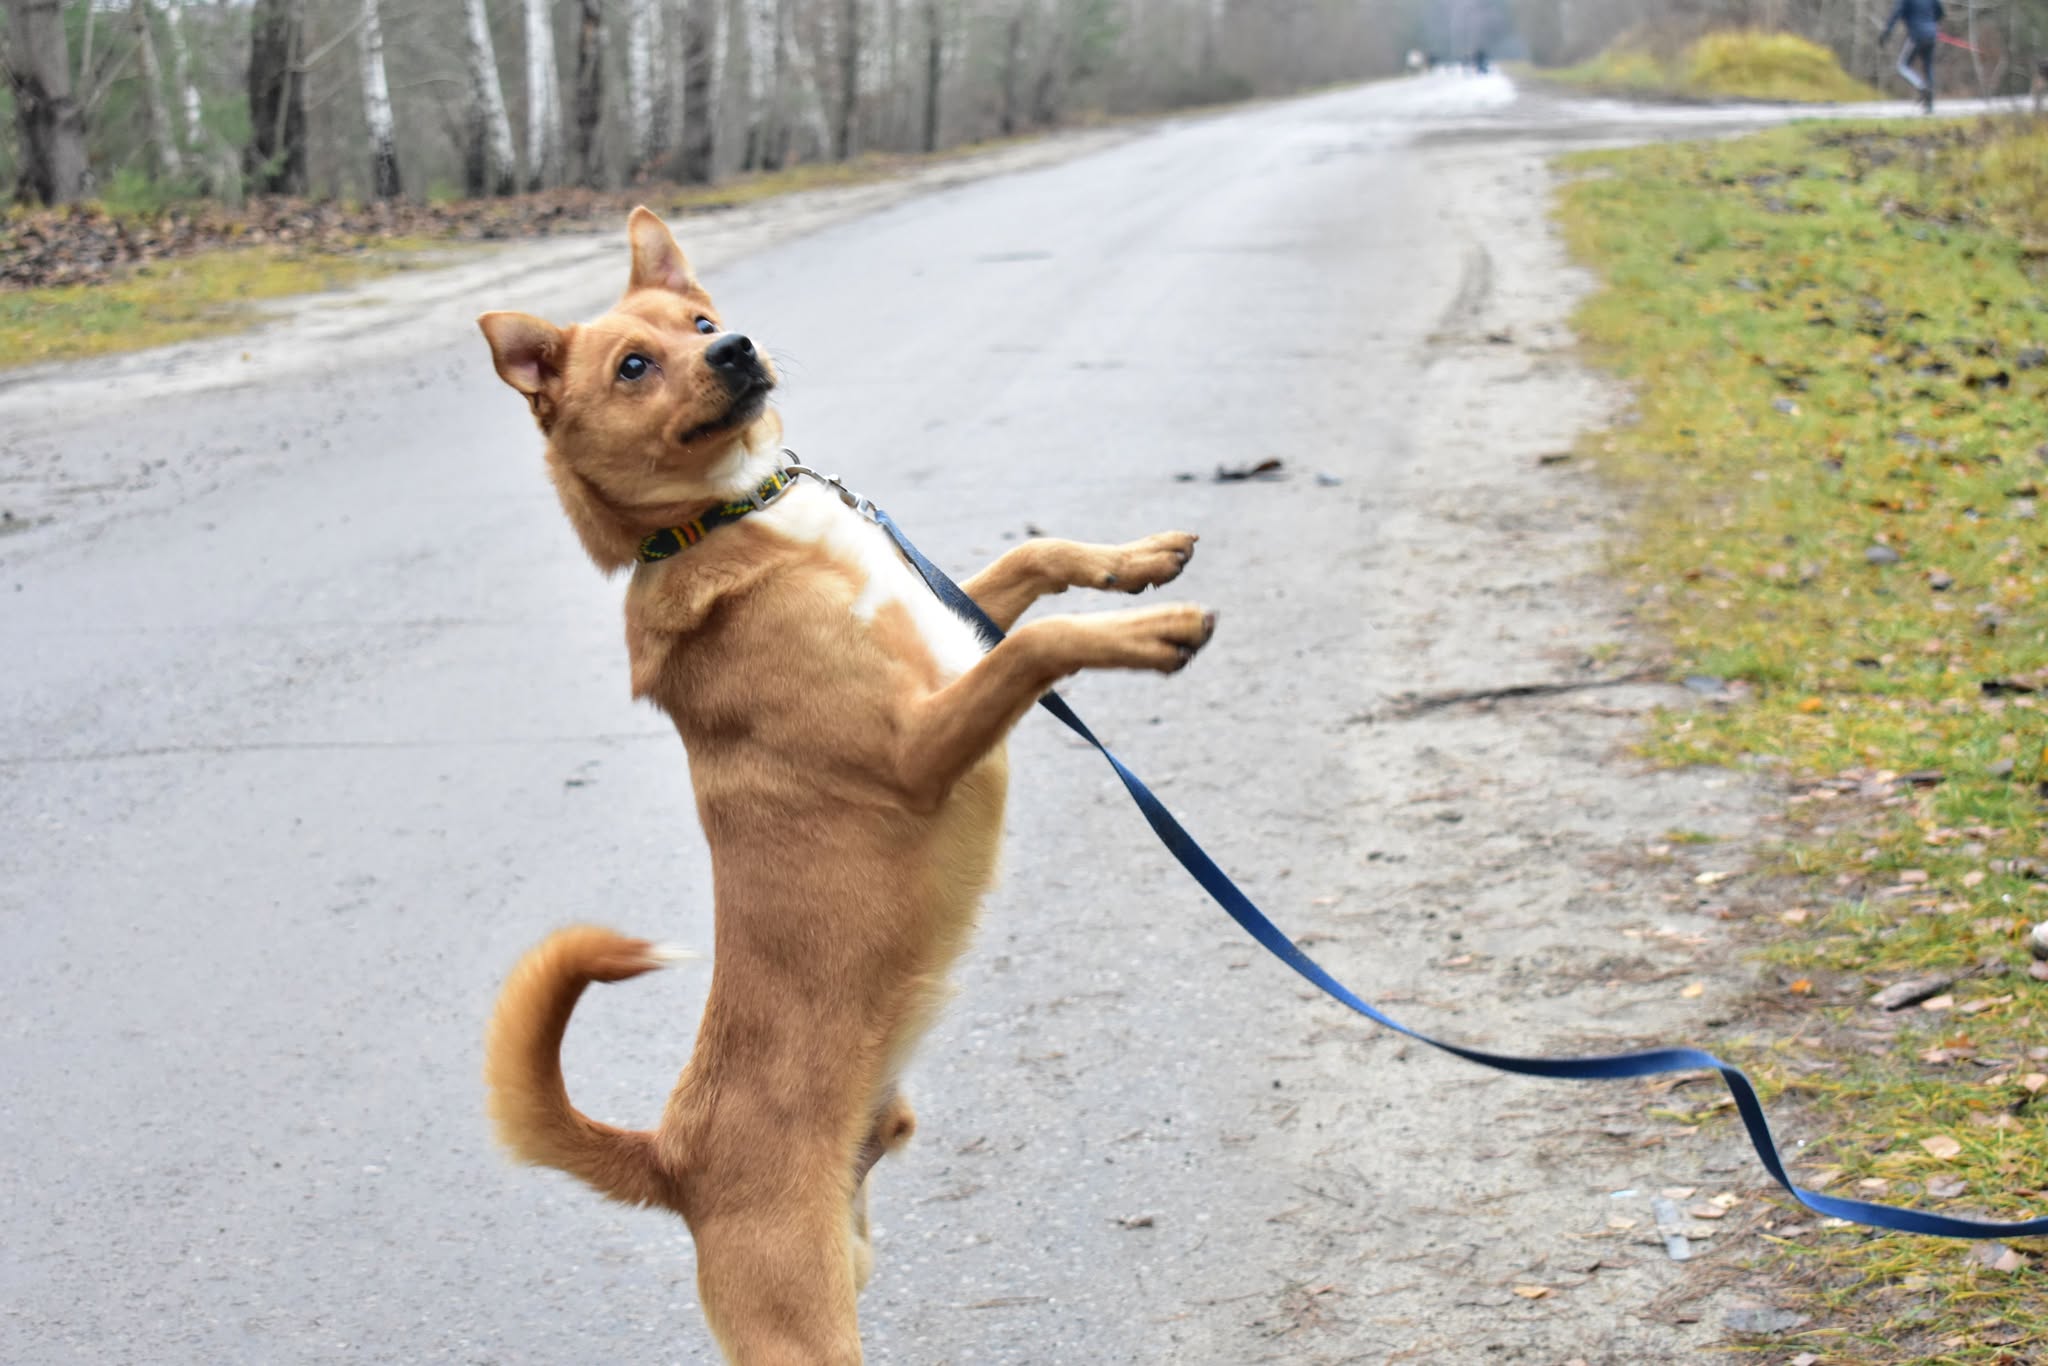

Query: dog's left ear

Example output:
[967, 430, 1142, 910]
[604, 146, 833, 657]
[626, 205, 698, 294]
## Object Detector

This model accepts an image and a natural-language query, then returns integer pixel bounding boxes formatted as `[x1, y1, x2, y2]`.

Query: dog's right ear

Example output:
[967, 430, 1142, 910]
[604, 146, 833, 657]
[478, 311, 566, 398]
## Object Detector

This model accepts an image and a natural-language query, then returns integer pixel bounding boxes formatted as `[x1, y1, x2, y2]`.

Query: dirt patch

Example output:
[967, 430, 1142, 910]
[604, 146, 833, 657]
[1224, 134, 1820, 1361]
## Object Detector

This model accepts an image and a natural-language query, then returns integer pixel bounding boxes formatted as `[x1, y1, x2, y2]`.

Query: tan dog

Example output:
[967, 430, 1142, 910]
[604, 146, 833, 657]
[477, 207, 1215, 1363]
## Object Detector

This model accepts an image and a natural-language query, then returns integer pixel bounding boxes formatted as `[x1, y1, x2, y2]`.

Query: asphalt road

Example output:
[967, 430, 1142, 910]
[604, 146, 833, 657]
[1, 75, 1978, 1364]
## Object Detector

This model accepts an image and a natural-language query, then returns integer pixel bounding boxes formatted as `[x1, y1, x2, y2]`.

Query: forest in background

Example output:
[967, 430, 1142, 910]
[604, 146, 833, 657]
[2, 0, 2046, 210]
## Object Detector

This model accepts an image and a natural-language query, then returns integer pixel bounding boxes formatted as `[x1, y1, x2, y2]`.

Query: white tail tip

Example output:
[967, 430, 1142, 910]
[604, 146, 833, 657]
[644, 943, 700, 967]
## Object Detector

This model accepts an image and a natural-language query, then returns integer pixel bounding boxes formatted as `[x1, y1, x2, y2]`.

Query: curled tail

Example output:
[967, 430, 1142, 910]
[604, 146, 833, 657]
[483, 925, 693, 1209]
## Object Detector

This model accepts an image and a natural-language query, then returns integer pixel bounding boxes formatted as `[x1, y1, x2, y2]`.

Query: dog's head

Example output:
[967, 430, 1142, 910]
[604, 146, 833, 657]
[478, 207, 780, 570]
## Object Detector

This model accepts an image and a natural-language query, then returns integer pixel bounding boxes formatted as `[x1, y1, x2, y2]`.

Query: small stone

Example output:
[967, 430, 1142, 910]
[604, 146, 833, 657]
[1927, 570, 1954, 590]
[2029, 922, 2048, 961]
[2016, 346, 2048, 370]
[1725, 1306, 1810, 1335]
[1866, 544, 1902, 565]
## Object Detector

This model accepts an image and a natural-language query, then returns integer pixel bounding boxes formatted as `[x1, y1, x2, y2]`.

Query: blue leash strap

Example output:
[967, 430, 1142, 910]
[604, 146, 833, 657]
[875, 508, 2048, 1241]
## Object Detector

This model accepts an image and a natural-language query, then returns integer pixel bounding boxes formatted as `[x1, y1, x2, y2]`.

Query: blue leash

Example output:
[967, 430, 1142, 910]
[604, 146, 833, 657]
[875, 507, 2048, 1241]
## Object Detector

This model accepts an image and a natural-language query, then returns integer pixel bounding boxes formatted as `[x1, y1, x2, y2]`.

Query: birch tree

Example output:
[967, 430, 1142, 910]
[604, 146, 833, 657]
[131, 0, 183, 179]
[462, 0, 518, 194]
[162, 0, 203, 149]
[627, 0, 657, 173]
[5, 0, 91, 203]
[358, 0, 401, 197]
[525, 0, 566, 188]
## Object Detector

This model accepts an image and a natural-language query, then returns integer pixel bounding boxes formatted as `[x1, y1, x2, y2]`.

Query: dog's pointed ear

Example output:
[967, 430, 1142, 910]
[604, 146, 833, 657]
[478, 311, 566, 396]
[626, 206, 697, 294]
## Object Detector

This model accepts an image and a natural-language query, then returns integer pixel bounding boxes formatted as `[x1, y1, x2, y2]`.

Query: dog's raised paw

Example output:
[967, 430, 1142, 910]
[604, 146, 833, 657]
[1110, 531, 1198, 594]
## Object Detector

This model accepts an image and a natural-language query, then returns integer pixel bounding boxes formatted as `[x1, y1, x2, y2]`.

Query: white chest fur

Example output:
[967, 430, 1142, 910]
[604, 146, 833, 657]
[758, 480, 989, 680]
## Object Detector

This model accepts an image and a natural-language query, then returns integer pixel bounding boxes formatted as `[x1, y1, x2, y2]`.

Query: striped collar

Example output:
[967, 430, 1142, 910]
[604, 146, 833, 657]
[635, 468, 797, 562]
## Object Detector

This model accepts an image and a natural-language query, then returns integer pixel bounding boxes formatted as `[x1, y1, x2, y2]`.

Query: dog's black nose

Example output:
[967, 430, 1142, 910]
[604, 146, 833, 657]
[705, 333, 757, 373]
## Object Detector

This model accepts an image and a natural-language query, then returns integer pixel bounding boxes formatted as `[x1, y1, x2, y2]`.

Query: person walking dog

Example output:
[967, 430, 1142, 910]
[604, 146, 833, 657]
[1883, 0, 1946, 111]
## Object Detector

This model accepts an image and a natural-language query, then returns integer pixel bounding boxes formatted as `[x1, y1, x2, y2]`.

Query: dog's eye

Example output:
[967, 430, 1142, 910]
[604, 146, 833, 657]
[617, 353, 651, 381]
[695, 318, 718, 335]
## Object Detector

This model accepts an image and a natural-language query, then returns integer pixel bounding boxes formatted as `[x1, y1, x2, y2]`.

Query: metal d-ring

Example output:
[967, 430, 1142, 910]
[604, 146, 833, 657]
[782, 454, 879, 524]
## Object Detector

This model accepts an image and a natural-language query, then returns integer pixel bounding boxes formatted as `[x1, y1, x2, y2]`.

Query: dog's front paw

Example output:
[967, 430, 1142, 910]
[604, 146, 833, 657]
[1102, 531, 1198, 593]
[1094, 602, 1217, 673]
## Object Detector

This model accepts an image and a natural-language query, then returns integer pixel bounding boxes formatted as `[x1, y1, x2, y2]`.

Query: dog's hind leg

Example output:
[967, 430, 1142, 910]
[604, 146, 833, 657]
[694, 1202, 866, 1366]
[848, 1089, 916, 1293]
[962, 531, 1198, 631]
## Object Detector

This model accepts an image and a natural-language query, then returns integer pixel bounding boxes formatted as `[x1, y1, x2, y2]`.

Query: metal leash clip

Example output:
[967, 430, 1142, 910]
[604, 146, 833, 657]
[782, 453, 879, 524]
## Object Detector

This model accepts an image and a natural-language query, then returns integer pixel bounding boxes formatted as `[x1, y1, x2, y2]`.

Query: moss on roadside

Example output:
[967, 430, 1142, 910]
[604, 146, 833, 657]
[1559, 117, 2047, 1362]
[0, 240, 439, 369]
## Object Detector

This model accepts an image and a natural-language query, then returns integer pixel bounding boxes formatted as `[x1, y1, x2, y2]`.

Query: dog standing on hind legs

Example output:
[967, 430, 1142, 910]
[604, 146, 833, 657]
[477, 206, 1216, 1363]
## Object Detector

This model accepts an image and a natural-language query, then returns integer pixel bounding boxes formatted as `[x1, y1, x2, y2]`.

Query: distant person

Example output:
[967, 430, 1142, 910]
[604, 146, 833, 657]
[1882, 0, 1945, 111]
[1407, 48, 1426, 75]
[1473, 48, 1490, 74]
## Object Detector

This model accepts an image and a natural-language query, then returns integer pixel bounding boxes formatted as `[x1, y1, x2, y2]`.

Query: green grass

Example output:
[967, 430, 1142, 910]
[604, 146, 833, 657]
[1558, 117, 2047, 1363]
[1550, 29, 1880, 104]
[0, 240, 437, 369]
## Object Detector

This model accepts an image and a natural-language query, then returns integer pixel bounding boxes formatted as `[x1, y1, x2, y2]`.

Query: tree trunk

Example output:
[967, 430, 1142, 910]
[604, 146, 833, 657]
[524, 0, 565, 189]
[246, 0, 307, 194]
[834, 0, 859, 158]
[781, 2, 831, 158]
[921, 0, 939, 151]
[627, 0, 656, 174]
[163, 0, 202, 148]
[571, 0, 605, 187]
[679, 0, 716, 181]
[359, 0, 401, 198]
[5, 0, 91, 204]
[461, 0, 518, 194]
[130, 0, 182, 180]
[998, 11, 1022, 136]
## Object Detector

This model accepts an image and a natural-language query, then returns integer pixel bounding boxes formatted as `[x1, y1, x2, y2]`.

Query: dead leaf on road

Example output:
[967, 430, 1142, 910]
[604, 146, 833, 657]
[1512, 1285, 1552, 1300]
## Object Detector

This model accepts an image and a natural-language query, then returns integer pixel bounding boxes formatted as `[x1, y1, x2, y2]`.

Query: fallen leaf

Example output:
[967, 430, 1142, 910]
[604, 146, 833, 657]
[1958, 993, 2014, 1015]
[1928, 1176, 1969, 1199]
[1681, 982, 1706, 999]
[1660, 1186, 1698, 1200]
[1921, 994, 1955, 1011]
[1789, 977, 1813, 995]
[1798, 697, 1826, 713]
[1968, 1242, 2030, 1272]
[1921, 1135, 1963, 1160]
[1687, 1202, 1727, 1220]
[1962, 870, 1987, 888]
[1513, 1284, 1552, 1299]
[2022, 1073, 2047, 1093]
